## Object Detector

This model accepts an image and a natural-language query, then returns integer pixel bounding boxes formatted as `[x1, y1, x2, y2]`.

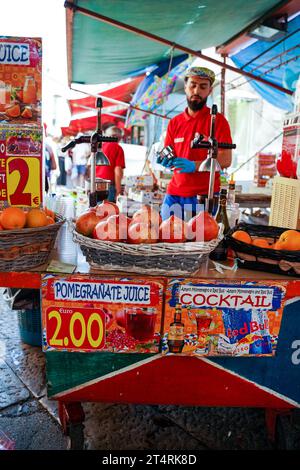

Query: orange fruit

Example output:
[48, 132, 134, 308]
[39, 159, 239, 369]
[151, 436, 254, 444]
[232, 230, 252, 244]
[46, 216, 55, 225]
[44, 207, 55, 219]
[275, 230, 300, 251]
[0, 207, 26, 229]
[21, 107, 32, 118]
[5, 104, 21, 117]
[26, 208, 48, 228]
[252, 238, 271, 249]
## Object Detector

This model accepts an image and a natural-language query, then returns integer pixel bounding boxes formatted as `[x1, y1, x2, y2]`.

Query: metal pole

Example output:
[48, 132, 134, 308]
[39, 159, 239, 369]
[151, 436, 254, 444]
[221, 54, 226, 116]
[64, 1, 293, 96]
[70, 87, 171, 121]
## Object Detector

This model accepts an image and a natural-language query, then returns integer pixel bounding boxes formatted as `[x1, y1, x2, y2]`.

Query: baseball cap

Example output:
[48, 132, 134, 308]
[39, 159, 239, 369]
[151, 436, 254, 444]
[185, 66, 215, 85]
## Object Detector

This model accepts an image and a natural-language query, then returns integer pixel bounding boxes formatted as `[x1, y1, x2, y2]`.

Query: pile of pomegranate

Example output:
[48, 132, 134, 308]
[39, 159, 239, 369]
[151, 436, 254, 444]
[75, 201, 219, 244]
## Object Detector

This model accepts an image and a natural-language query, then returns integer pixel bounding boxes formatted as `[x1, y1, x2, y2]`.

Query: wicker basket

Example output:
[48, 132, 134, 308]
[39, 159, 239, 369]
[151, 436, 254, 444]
[73, 228, 223, 276]
[0, 214, 65, 271]
[225, 222, 300, 277]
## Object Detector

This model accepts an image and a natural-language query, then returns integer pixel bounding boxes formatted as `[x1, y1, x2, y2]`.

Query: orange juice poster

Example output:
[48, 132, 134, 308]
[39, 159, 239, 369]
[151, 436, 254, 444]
[0, 126, 43, 206]
[0, 37, 42, 126]
[163, 279, 288, 357]
[41, 274, 165, 353]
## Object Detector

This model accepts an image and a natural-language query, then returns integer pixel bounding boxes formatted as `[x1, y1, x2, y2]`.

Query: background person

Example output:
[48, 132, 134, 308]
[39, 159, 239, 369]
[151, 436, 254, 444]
[71, 132, 91, 188]
[44, 138, 58, 194]
[88, 125, 125, 202]
[158, 66, 232, 220]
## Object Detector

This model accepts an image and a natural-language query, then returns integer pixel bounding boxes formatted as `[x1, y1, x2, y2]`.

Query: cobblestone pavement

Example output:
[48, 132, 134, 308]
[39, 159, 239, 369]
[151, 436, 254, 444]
[0, 291, 272, 450]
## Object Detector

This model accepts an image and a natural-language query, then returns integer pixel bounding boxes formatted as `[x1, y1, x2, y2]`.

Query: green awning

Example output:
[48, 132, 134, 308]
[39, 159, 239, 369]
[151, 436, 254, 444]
[66, 0, 289, 85]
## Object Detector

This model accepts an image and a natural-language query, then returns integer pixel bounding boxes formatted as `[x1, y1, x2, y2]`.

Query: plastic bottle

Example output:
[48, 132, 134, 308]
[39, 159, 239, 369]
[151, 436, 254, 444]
[57, 197, 78, 265]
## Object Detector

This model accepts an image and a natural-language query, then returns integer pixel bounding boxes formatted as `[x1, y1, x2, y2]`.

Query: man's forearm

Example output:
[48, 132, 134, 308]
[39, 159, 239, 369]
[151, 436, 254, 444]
[114, 167, 123, 195]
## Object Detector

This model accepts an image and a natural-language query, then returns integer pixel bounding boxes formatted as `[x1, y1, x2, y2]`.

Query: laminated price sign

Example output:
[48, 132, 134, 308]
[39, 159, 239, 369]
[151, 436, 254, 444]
[46, 306, 106, 351]
[0, 37, 42, 127]
[163, 279, 288, 357]
[42, 274, 165, 353]
[0, 127, 42, 206]
[0, 36, 43, 208]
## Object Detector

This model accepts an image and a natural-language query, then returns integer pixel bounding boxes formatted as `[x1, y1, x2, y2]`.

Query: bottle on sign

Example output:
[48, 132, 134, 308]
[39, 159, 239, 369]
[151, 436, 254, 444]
[167, 304, 185, 353]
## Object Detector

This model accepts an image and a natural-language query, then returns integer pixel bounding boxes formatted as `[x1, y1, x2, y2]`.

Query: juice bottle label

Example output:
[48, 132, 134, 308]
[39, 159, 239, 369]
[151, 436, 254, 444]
[168, 325, 184, 341]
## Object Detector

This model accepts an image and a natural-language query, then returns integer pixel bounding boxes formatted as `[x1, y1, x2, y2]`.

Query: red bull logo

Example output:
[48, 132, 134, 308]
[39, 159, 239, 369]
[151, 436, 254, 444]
[227, 319, 269, 339]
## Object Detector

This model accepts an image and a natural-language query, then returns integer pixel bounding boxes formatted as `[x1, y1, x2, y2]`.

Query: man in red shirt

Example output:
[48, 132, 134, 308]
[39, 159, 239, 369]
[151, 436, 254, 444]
[158, 66, 232, 220]
[95, 126, 125, 202]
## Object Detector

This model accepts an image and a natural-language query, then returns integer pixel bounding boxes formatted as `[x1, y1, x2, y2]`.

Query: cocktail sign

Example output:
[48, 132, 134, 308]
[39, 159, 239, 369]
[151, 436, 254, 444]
[164, 279, 288, 357]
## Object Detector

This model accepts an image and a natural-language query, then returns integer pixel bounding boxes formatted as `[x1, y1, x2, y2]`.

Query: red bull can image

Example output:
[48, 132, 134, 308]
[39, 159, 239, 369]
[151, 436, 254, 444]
[222, 308, 272, 355]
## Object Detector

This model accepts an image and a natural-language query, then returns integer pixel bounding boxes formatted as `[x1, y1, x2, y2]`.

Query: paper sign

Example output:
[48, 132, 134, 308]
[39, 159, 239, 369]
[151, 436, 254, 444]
[0, 37, 42, 127]
[42, 274, 165, 353]
[0, 127, 42, 205]
[163, 279, 288, 357]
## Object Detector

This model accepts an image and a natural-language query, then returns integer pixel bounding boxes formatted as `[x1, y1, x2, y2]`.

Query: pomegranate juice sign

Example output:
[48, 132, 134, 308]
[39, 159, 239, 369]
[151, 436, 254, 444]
[0, 37, 42, 126]
[41, 274, 164, 353]
[163, 279, 287, 357]
[0, 127, 42, 206]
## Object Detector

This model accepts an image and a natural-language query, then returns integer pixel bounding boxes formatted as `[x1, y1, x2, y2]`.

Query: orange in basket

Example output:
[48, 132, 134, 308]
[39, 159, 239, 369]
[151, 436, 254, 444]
[252, 238, 271, 248]
[0, 207, 26, 230]
[232, 230, 252, 244]
[46, 216, 55, 225]
[26, 208, 48, 228]
[274, 230, 300, 251]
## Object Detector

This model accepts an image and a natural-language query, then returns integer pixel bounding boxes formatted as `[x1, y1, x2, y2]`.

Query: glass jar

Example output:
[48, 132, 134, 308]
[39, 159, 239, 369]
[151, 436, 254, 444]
[23, 76, 36, 104]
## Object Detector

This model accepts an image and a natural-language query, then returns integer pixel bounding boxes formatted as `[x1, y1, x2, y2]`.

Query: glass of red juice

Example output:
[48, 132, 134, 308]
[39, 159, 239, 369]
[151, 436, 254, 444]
[125, 308, 157, 342]
[195, 312, 212, 349]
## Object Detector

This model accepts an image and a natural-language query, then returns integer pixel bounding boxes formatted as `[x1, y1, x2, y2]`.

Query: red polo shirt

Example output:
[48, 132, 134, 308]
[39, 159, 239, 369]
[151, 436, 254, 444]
[95, 142, 125, 182]
[165, 106, 232, 197]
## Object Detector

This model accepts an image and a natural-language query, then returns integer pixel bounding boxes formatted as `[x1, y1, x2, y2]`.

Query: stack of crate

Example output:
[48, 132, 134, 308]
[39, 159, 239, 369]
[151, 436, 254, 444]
[269, 176, 300, 230]
[254, 152, 277, 187]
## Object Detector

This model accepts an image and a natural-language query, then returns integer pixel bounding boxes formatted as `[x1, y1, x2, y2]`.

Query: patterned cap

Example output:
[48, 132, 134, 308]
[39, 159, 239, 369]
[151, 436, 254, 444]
[185, 66, 215, 85]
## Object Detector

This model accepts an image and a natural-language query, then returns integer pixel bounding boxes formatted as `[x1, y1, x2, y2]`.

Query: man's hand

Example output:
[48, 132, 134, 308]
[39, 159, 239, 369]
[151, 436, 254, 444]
[156, 154, 174, 168]
[172, 158, 196, 173]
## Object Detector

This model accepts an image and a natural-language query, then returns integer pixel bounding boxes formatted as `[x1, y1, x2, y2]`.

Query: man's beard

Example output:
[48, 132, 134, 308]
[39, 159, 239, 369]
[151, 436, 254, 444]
[187, 96, 207, 112]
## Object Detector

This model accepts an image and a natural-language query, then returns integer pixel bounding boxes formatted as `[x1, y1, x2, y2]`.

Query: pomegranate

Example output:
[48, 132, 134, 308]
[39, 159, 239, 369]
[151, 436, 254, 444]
[159, 215, 187, 243]
[128, 222, 159, 244]
[132, 206, 161, 227]
[95, 201, 119, 220]
[106, 214, 131, 241]
[187, 211, 219, 241]
[75, 210, 102, 237]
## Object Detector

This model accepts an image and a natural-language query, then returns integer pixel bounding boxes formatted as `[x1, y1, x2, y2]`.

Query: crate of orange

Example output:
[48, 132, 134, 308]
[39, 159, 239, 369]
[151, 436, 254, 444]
[225, 222, 300, 277]
[0, 206, 65, 271]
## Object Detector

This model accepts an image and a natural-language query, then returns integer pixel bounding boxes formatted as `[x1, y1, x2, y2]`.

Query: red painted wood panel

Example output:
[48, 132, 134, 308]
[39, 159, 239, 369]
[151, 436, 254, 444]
[57, 356, 294, 408]
[0, 272, 41, 288]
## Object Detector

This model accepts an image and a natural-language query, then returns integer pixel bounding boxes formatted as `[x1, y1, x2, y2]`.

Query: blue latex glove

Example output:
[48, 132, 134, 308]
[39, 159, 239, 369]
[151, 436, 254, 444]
[156, 154, 174, 168]
[171, 157, 196, 173]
